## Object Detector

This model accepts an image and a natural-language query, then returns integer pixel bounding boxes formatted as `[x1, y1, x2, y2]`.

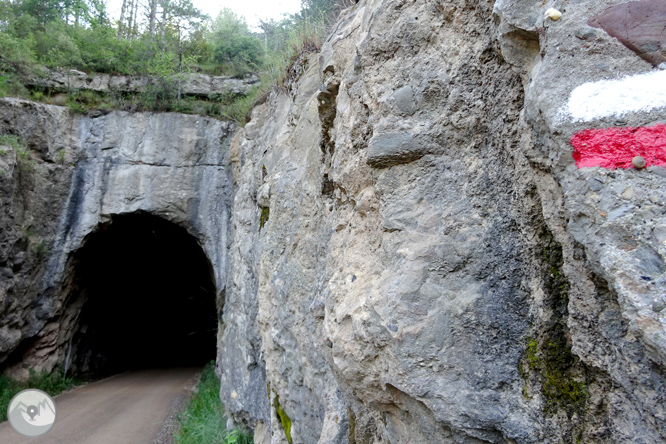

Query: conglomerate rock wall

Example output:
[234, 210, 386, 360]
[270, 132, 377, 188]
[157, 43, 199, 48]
[224, 0, 666, 442]
[1, 0, 665, 443]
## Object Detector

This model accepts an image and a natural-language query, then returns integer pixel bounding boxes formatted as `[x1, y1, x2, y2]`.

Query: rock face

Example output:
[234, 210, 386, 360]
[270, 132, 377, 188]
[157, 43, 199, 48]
[26, 69, 260, 98]
[1, 0, 666, 443]
[589, 0, 666, 67]
[225, 0, 666, 442]
[0, 98, 233, 376]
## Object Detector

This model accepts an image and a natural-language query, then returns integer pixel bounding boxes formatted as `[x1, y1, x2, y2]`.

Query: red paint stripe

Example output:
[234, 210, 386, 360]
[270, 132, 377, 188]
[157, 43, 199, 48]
[571, 124, 666, 169]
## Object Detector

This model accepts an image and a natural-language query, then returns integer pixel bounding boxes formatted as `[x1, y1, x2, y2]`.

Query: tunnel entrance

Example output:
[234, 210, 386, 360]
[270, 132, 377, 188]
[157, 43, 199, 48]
[65, 212, 218, 376]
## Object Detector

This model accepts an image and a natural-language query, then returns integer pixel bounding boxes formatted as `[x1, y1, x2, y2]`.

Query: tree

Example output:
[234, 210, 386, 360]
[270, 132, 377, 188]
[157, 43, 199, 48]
[257, 17, 294, 54]
[210, 8, 263, 76]
[20, 0, 63, 25]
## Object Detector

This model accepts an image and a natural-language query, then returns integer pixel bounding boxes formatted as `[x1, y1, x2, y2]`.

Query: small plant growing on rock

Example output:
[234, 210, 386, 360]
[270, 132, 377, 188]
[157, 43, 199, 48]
[0, 134, 22, 149]
[33, 239, 51, 262]
[1, 135, 35, 172]
[260, 207, 270, 228]
[16, 146, 35, 172]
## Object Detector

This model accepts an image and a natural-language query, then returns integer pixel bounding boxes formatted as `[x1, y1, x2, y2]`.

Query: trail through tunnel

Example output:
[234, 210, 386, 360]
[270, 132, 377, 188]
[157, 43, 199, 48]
[65, 212, 218, 376]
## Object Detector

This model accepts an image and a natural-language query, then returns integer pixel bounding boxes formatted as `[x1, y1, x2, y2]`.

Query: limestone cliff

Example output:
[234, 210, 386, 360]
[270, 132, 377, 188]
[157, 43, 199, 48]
[0, 98, 233, 375]
[1, 0, 666, 443]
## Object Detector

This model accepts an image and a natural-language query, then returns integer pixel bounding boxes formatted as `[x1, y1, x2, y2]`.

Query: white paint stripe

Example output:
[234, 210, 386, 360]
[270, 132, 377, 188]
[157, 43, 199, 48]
[565, 69, 666, 122]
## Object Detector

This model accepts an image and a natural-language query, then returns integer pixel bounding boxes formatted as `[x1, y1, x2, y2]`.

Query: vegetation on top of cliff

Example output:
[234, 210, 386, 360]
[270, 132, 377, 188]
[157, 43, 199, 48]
[0, 0, 352, 121]
[175, 361, 253, 444]
[0, 369, 81, 422]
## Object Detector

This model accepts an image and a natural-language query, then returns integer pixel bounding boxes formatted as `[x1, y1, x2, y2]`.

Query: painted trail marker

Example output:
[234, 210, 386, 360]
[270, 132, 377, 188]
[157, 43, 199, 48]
[565, 70, 666, 122]
[571, 124, 666, 169]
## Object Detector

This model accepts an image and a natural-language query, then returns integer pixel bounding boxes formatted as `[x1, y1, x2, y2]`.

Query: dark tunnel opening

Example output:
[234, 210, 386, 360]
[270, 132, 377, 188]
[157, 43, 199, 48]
[66, 212, 218, 376]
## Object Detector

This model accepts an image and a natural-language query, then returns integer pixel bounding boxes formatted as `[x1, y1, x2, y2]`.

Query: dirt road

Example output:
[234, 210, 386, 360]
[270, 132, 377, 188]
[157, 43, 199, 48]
[0, 368, 201, 444]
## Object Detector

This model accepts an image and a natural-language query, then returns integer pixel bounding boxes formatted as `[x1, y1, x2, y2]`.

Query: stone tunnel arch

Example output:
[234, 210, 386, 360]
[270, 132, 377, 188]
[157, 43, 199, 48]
[60, 211, 219, 376]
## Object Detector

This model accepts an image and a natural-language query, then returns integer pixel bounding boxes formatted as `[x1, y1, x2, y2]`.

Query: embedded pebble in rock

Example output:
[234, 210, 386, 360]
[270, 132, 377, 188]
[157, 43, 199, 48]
[545, 8, 562, 21]
[575, 26, 597, 40]
[654, 300, 666, 313]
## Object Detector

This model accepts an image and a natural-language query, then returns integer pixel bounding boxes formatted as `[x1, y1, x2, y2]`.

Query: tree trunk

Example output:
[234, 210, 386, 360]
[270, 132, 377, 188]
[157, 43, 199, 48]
[118, 0, 128, 39]
[160, 0, 167, 47]
[177, 24, 182, 100]
[131, 0, 139, 37]
[148, 0, 158, 36]
[126, 0, 135, 39]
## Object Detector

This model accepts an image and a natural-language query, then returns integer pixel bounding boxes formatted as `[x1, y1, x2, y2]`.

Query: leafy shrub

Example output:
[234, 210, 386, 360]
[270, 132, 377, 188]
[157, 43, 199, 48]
[210, 9, 263, 77]
[66, 99, 88, 114]
[0, 31, 36, 71]
[0, 73, 29, 98]
[0, 134, 35, 171]
[70, 25, 129, 74]
[34, 21, 83, 68]
[0, 134, 22, 149]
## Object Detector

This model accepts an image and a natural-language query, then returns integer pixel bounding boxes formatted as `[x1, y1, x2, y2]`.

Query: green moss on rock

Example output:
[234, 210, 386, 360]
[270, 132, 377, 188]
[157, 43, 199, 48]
[260, 207, 270, 228]
[521, 232, 588, 414]
[273, 394, 292, 444]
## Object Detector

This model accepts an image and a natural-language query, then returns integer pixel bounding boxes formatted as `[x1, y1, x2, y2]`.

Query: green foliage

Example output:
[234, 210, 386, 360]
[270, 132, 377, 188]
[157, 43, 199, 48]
[0, 72, 30, 98]
[70, 25, 129, 74]
[0, 31, 36, 71]
[32, 238, 51, 261]
[260, 207, 270, 229]
[16, 148, 34, 171]
[175, 362, 253, 444]
[34, 21, 83, 68]
[0, 134, 22, 149]
[0, 368, 80, 422]
[0, 0, 347, 118]
[272, 394, 292, 444]
[210, 9, 263, 77]
[0, 134, 35, 172]
[300, 0, 353, 18]
[66, 99, 88, 114]
[20, 0, 64, 25]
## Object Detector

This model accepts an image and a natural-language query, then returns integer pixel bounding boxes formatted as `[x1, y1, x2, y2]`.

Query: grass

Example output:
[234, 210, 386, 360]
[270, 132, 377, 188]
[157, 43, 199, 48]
[0, 369, 81, 422]
[175, 362, 253, 444]
[265, 16, 328, 90]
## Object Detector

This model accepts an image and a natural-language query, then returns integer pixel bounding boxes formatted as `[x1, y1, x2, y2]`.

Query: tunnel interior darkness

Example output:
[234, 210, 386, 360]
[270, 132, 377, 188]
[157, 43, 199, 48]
[67, 212, 218, 375]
